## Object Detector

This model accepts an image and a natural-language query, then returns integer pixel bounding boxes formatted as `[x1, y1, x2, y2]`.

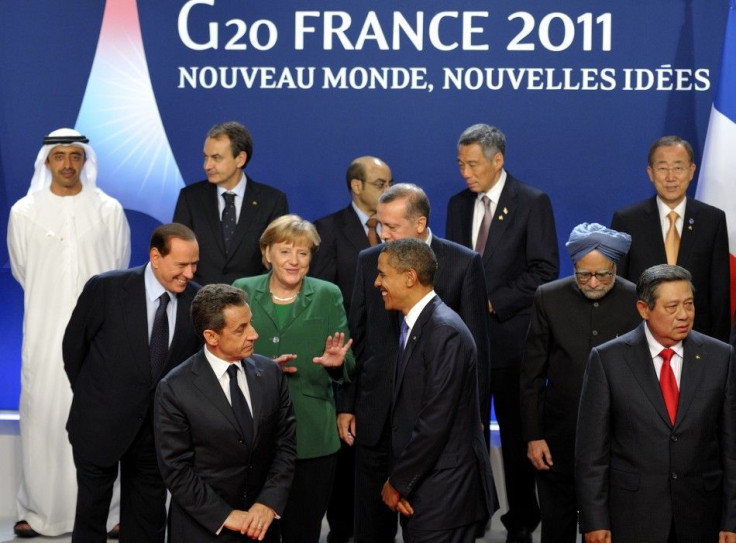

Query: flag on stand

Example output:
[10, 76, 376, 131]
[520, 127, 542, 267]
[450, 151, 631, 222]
[696, 0, 736, 316]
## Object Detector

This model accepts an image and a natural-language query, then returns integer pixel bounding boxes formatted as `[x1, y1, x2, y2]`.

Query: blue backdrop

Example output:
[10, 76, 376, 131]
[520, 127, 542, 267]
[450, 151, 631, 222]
[0, 0, 728, 409]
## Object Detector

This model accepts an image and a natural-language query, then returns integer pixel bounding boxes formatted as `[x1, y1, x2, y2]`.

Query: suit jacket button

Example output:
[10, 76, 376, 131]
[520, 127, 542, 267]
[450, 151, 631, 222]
[592, 330, 598, 336]
[239, 438, 245, 444]
[672, 472, 678, 479]
[272, 337, 280, 343]
[671, 434, 678, 442]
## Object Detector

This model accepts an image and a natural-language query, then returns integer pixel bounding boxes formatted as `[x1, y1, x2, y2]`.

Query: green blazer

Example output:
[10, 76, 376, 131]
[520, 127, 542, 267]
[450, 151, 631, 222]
[232, 273, 355, 459]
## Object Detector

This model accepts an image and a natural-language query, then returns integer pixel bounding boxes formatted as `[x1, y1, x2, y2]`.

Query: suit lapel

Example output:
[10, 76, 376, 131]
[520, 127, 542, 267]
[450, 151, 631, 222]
[204, 183, 227, 256]
[242, 357, 263, 439]
[163, 286, 195, 378]
[121, 267, 151, 383]
[642, 198, 668, 263]
[482, 177, 516, 264]
[342, 206, 371, 253]
[677, 200, 699, 268]
[191, 351, 243, 436]
[392, 296, 439, 403]
[227, 177, 259, 260]
[279, 277, 314, 333]
[623, 325, 673, 427]
[674, 333, 706, 428]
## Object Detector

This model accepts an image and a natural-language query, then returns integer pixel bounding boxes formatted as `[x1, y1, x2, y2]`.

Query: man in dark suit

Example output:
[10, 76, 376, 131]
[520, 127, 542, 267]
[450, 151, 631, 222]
[312, 155, 392, 311]
[154, 284, 296, 543]
[63, 223, 202, 543]
[173, 121, 288, 285]
[611, 135, 730, 341]
[521, 223, 641, 543]
[377, 238, 497, 543]
[339, 183, 490, 542]
[446, 123, 559, 543]
[311, 156, 392, 543]
[576, 264, 736, 543]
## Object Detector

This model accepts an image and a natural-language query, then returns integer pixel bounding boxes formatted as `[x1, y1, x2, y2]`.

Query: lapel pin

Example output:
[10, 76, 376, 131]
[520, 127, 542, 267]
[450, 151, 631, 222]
[503, 207, 509, 214]
[252, 200, 258, 206]
[695, 354, 700, 360]
[498, 215, 504, 221]
[256, 371, 262, 377]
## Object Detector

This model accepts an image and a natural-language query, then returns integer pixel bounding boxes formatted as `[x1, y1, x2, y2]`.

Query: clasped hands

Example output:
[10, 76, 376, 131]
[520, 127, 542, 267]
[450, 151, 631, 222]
[223, 503, 275, 541]
[273, 332, 352, 373]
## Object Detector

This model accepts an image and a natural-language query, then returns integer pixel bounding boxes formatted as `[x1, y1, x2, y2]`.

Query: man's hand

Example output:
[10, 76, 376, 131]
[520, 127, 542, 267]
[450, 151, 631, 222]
[313, 332, 353, 367]
[273, 354, 298, 374]
[719, 530, 736, 543]
[381, 480, 414, 517]
[527, 439, 553, 470]
[223, 504, 276, 541]
[337, 413, 356, 445]
[584, 530, 611, 543]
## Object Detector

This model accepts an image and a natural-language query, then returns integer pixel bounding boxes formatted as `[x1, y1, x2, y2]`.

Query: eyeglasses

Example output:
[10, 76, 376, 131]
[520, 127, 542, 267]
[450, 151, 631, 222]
[652, 165, 690, 176]
[363, 179, 393, 190]
[574, 270, 614, 283]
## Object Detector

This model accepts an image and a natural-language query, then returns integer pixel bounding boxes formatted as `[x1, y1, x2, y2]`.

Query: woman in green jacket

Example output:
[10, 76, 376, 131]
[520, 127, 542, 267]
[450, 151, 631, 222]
[233, 214, 354, 543]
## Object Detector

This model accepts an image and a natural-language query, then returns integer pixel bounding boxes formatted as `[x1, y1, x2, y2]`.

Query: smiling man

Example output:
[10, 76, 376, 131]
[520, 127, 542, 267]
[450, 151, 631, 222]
[173, 121, 289, 285]
[154, 284, 296, 543]
[63, 223, 202, 543]
[576, 264, 736, 543]
[611, 135, 730, 341]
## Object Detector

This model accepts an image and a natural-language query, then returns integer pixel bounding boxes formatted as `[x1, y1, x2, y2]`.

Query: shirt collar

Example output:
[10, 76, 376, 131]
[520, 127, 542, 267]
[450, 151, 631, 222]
[643, 322, 684, 360]
[204, 346, 243, 380]
[351, 202, 371, 226]
[216, 172, 247, 199]
[144, 262, 172, 303]
[477, 168, 507, 204]
[656, 195, 687, 221]
[404, 290, 437, 330]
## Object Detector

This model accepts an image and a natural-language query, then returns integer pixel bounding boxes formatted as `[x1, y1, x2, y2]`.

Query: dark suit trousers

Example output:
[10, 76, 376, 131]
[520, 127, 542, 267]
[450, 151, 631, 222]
[354, 425, 398, 543]
[492, 367, 540, 533]
[535, 468, 581, 543]
[401, 520, 479, 543]
[72, 412, 166, 543]
[326, 439, 355, 539]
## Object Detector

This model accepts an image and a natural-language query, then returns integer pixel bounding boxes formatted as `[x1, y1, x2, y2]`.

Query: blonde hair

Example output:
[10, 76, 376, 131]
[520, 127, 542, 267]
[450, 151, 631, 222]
[259, 214, 321, 268]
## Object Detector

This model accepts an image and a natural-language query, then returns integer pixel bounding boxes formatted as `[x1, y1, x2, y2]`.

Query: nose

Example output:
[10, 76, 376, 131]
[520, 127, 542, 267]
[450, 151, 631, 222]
[203, 157, 213, 170]
[459, 164, 471, 178]
[374, 275, 381, 288]
[182, 264, 195, 279]
[588, 275, 601, 288]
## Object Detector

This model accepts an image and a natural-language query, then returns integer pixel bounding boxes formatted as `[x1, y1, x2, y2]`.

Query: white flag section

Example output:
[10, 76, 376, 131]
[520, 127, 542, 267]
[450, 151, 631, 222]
[696, 0, 736, 314]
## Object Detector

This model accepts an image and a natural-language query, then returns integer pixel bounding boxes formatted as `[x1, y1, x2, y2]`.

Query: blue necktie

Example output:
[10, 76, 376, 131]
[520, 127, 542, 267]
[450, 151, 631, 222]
[395, 319, 409, 381]
[227, 364, 254, 444]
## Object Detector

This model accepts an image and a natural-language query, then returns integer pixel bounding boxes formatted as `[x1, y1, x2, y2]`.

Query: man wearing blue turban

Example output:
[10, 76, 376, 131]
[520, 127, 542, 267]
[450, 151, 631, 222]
[519, 223, 641, 543]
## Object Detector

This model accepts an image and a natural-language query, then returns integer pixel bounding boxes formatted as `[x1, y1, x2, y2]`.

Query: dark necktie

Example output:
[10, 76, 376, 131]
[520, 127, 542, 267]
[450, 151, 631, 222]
[227, 364, 254, 444]
[222, 192, 237, 252]
[395, 319, 409, 381]
[150, 293, 170, 380]
[366, 216, 380, 246]
[659, 348, 679, 424]
[475, 195, 492, 256]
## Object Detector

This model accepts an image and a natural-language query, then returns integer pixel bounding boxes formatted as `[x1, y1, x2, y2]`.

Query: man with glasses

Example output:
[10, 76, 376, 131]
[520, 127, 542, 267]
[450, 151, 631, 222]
[611, 135, 729, 341]
[520, 223, 641, 543]
[310, 156, 392, 543]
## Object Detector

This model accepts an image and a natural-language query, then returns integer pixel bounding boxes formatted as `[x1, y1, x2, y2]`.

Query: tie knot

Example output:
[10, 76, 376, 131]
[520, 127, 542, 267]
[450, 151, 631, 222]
[227, 364, 240, 380]
[481, 195, 491, 208]
[158, 292, 170, 308]
[223, 192, 236, 205]
[366, 217, 378, 229]
[667, 210, 678, 224]
[660, 348, 675, 364]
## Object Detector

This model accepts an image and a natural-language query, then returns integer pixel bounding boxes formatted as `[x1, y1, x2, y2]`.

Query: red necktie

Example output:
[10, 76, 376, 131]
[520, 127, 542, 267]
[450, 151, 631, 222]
[659, 348, 679, 424]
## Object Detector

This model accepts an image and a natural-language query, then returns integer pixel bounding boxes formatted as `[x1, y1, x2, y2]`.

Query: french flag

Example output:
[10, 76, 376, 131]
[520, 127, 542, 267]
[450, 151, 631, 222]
[696, 0, 736, 314]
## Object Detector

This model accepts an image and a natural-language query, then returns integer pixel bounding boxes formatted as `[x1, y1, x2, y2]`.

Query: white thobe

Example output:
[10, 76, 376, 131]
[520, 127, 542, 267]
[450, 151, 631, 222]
[7, 185, 130, 535]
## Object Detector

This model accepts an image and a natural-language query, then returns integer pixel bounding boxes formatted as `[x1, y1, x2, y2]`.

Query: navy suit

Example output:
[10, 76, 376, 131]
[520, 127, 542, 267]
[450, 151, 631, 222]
[154, 350, 296, 543]
[576, 324, 736, 541]
[611, 197, 730, 341]
[446, 173, 558, 535]
[63, 265, 201, 543]
[311, 204, 370, 312]
[173, 177, 288, 285]
[343, 235, 489, 542]
[390, 296, 497, 541]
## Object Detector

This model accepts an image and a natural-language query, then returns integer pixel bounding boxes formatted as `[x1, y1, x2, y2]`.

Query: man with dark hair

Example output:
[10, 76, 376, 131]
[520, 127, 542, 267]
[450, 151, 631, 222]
[521, 223, 641, 543]
[341, 183, 490, 542]
[173, 120, 288, 285]
[154, 284, 296, 543]
[576, 264, 736, 542]
[376, 238, 496, 543]
[446, 123, 559, 543]
[611, 135, 730, 341]
[63, 223, 202, 543]
[310, 156, 392, 543]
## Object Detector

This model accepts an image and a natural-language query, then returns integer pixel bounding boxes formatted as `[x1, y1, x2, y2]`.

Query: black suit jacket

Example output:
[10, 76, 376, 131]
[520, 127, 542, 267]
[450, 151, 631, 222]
[341, 235, 490, 447]
[311, 204, 370, 312]
[611, 197, 730, 341]
[390, 296, 497, 530]
[575, 324, 736, 541]
[520, 276, 641, 473]
[62, 265, 201, 465]
[446, 174, 559, 369]
[173, 177, 288, 285]
[154, 350, 296, 542]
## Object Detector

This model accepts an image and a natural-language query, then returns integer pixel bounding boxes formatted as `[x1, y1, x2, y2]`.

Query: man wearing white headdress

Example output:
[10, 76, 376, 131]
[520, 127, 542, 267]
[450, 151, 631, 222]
[7, 128, 130, 537]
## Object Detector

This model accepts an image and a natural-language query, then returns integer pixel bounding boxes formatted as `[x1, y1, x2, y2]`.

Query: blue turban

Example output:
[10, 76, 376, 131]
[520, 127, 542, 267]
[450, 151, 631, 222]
[565, 223, 632, 264]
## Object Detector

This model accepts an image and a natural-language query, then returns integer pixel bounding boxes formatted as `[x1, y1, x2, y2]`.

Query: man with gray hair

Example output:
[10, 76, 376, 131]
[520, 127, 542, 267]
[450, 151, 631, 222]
[447, 123, 559, 543]
[7, 128, 130, 537]
[576, 264, 736, 542]
[520, 223, 640, 543]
